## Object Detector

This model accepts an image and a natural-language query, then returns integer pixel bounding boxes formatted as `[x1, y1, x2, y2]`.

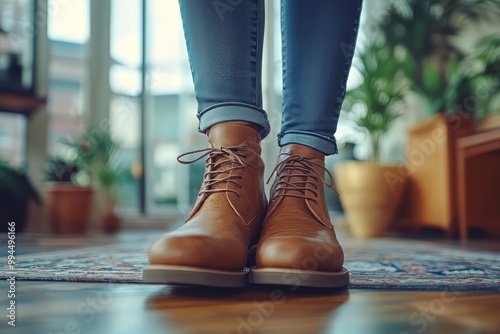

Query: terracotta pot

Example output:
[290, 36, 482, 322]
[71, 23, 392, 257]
[45, 184, 94, 234]
[101, 211, 122, 233]
[334, 162, 407, 238]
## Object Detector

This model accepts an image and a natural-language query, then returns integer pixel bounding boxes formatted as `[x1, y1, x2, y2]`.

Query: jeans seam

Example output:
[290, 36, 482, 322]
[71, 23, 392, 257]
[255, 0, 261, 107]
[280, 0, 286, 108]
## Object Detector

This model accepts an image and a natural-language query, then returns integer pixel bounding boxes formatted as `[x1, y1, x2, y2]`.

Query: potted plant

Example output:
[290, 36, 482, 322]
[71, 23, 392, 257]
[335, 42, 408, 238]
[97, 165, 122, 233]
[0, 160, 41, 232]
[74, 127, 122, 233]
[45, 156, 94, 234]
[463, 34, 500, 126]
[381, 0, 500, 116]
[46, 126, 122, 233]
[380, 0, 500, 232]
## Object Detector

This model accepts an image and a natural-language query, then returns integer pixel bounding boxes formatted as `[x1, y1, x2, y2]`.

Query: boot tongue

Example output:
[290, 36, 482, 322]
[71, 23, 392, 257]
[184, 122, 264, 224]
[208, 122, 261, 149]
[271, 144, 332, 228]
[202, 121, 262, 195]
[279, 144, 324, 160]
[276, 145, 325, 190]
[274, 143, 325, 208]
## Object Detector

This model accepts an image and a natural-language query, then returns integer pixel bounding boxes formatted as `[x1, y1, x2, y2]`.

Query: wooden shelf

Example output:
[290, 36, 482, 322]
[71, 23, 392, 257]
[0, 92, 46, 115]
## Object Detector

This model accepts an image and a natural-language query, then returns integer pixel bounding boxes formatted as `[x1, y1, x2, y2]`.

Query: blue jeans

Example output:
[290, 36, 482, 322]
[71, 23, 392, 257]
[179, 0, 362, 155]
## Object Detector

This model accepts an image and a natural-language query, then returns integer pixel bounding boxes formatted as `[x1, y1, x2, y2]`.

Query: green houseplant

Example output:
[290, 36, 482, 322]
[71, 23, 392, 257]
[73, 127, 122, 233]
[380, 0, 500, 232]
[343, 43, 406, 162]
[46, 126, 122, 234]
[334, 42, 408, 238]
[381, 0, 500, 115]
[96, 165, 122, 233]
[0, 161, 41, 232]
[461, 34, 500, 120]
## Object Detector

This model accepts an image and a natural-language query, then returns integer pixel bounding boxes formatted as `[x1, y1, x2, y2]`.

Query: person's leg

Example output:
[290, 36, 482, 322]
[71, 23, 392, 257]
[144, 0, 268, 287]
[279, 0, 362, 155]
[252, 0, 363, 288]
[180, 0, 269, 138]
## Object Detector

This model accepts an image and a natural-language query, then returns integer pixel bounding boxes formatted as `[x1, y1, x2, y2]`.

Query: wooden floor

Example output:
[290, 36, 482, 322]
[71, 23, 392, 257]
[1, 231, 499, 334]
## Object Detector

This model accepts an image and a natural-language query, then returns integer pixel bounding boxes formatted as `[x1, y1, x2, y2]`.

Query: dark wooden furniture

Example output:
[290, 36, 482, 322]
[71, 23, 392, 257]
[456, 128, 500, 241]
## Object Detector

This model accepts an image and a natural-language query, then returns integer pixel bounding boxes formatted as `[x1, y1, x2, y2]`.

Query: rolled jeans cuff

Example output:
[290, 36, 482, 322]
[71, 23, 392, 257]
[197, 102, 270, 139]
[278, 130, 338, 155]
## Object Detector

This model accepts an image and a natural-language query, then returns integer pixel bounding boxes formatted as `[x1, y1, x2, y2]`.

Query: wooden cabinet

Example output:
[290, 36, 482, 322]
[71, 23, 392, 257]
[407, 113, 500, 239]
[456, 128, 500, 240]
[406, 114, 475, 235]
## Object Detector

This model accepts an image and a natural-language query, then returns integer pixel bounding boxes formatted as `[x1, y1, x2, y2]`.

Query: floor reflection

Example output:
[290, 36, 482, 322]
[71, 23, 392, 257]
[145, 285, 350, 334]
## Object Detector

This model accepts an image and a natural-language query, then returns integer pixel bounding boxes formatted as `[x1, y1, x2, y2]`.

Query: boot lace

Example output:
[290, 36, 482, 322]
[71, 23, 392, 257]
[267, 155, 338, 205]
[177, 146, 257, 197]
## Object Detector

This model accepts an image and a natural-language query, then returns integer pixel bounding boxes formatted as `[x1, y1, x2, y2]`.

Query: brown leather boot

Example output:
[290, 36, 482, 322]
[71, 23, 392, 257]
[143, 122, 267, 287]
[250, 144, 349, 288]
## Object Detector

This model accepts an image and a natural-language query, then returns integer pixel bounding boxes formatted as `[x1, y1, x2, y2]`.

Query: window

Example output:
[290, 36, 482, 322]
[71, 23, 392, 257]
[42, 0, 282, 219]
[0, 113, 26, 167]
[109, 0, 202, 216]
[0, 0, 36, 94]
[47, 0, 89, 155]
[144, 0, 200, 213]
[109, 0, 142, 213]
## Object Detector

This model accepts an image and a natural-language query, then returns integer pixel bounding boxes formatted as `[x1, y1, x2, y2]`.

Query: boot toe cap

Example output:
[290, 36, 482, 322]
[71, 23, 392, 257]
[256, 236, 344, 272]
[148, 234, 246, 271]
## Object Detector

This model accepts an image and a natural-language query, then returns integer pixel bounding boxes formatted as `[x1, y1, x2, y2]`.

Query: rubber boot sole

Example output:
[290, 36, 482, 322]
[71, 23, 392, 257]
[249, 267, 349, 288]
[142, 265, 249, 288]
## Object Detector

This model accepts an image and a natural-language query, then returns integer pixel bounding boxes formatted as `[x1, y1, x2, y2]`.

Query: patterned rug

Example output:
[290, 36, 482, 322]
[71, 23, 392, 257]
[1, 238, 499, 291]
